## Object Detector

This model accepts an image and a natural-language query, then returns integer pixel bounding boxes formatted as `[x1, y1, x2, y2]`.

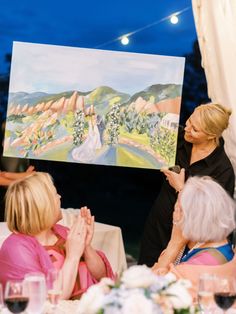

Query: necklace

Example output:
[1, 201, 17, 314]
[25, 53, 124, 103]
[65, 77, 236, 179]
[174, 242, 205, 265]
[187, 242, 205, 253]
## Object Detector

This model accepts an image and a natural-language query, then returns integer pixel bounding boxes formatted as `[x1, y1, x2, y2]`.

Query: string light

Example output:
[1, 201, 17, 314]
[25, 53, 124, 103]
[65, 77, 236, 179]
[95, 6, 191, 48]
[121, 36, 129, 45]
[170, 15, 179, 24]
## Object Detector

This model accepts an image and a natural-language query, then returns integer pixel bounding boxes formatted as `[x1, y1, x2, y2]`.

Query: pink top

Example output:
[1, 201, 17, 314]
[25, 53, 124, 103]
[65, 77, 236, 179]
[0, 224, 114, 298]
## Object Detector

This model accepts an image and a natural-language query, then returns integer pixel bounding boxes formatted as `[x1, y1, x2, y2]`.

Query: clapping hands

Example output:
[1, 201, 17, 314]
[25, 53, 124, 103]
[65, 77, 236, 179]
[65, 206, 95, 262]
[80, 206, 95, 247]
[66, 212, 87, 260]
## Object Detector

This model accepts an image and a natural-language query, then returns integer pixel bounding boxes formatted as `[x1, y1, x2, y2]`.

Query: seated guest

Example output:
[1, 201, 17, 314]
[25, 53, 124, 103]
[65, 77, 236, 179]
[0, 172, 114, 299]
[152, 176, 236, 273]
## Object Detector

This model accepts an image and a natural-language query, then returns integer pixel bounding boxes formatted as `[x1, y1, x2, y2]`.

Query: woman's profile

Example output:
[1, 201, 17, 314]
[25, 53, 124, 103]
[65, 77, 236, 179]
[0, 172, 114, 299]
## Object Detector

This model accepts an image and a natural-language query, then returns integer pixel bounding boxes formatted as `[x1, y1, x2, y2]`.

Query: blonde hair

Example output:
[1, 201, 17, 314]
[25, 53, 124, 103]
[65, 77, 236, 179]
[180, 176, 236, 242]
[195, 103, 231, 145]
[6, 172, 57, 235]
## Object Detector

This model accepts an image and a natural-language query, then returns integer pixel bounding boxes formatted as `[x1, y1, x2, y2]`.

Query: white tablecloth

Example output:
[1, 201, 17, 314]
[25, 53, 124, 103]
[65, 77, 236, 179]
[0, 208, 127, 276]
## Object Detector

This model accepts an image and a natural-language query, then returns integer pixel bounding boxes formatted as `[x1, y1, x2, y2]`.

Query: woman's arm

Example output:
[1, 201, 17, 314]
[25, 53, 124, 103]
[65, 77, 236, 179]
[152, 224, 188, 271]
[0, 166, 35, 185]
[60, 215, 87, 299]
[80, 206, 107, 280]
[83, 245, 107, 280]
[0, 173, 14, 186]
[152, 202, 188, 271]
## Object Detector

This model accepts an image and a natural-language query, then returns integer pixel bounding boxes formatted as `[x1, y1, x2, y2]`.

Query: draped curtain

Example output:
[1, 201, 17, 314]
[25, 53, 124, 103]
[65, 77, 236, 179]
[192, 0, 236, 176]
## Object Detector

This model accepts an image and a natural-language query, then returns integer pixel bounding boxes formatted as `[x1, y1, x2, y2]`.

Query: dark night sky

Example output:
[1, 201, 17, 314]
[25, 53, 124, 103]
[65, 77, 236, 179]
[0, 0, 198, 251]
[0, 0, 196, 73]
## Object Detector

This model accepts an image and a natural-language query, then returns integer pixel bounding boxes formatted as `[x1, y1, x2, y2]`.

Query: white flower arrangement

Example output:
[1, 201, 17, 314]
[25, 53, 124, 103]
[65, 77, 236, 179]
[77, 265, 193, 314]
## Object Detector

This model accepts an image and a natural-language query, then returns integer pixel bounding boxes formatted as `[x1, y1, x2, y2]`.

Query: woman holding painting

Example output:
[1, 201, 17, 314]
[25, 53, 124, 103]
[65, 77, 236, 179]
[138, 102, 235, 267]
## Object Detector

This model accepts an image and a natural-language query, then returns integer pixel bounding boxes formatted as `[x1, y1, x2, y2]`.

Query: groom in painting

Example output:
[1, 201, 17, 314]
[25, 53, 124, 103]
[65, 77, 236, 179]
[96, 114, 105, 145]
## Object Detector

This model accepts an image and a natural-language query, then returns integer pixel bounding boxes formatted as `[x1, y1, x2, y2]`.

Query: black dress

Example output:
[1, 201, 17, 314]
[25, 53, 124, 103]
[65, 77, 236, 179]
[138, 129, 235, 267]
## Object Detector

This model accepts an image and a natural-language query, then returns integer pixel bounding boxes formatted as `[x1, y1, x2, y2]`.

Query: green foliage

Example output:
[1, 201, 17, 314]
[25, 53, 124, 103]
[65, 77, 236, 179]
[7, 114, 25, 123]
[152, 126, 177, 164]
[106, 103, 121, 145]
[73, 110, 85, 146]
[109, 96, 121, 107]
[23, 121, 58, 157]
[174, 309, 193, 314]
[135, 114, 147, 134]
[121, 108, 138, 133]
[61, 112, 76, 134]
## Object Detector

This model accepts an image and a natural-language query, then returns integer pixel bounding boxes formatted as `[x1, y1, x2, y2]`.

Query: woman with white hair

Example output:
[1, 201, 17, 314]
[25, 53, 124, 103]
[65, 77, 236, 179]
[153, 176, 236, 270]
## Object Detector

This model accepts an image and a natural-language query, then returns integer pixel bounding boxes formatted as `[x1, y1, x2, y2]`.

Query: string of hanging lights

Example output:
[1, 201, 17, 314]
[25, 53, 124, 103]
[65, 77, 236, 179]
[95, 6, 191, 48]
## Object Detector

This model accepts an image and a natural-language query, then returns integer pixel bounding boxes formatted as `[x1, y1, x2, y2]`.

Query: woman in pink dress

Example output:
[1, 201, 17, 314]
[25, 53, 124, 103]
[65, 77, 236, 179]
[0, 172, 114, 299]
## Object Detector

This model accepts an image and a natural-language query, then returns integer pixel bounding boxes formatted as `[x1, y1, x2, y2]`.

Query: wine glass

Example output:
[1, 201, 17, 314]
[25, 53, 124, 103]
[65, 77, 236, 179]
[197, 273, 215, 313]
[46, 268, 62, 311]
[214, 277, 236, 313]
[4, 280, 29, 313]
[0, 283, 4, 311]
[24, 273, 47, 314]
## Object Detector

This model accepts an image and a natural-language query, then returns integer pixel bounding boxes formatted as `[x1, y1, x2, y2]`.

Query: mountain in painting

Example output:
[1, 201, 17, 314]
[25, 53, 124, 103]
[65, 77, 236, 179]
[8, 83, 181, 116]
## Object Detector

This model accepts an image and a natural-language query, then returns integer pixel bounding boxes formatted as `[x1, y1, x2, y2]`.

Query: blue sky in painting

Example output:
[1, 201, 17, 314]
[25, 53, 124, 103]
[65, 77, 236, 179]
[9, 42, 185, 95]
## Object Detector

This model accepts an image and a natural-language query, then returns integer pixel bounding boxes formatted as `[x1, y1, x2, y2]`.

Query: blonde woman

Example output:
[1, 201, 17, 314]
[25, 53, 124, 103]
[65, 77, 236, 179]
[139, 103, 235, 266]
[0, 172, 114, 299]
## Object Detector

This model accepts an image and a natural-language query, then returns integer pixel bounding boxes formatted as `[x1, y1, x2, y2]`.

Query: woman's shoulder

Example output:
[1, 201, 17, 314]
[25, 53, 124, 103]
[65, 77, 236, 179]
[184, 245, 233, 266]
[0, 233, 42, 265]
[1, 233, 38, 251]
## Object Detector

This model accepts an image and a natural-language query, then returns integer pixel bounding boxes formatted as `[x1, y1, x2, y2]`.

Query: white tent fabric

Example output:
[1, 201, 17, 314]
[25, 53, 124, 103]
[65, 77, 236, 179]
[192, 0, 236, 175]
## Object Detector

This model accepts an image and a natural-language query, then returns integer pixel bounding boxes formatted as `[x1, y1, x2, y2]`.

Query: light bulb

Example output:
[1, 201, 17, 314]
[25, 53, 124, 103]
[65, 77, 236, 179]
[170, 15, 179, 24]
[121, 36, 129, 45]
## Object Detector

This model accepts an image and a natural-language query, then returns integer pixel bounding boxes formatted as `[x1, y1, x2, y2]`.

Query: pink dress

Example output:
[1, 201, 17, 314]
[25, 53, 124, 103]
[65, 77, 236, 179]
[0, 224, 114, 298]
[44, 225, 114, 299]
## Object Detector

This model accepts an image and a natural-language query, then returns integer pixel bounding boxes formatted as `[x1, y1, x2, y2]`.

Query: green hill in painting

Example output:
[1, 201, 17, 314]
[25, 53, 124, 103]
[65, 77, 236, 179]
[122, 84, 182, 107]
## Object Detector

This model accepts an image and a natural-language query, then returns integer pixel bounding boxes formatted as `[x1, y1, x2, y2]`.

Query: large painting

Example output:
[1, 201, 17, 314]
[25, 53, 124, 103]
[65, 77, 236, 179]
[4, 42, 185, 169]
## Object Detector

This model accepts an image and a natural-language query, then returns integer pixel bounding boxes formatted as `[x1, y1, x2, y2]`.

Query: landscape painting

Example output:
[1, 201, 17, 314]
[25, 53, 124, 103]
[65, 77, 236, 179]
[4, 42, 185, 169]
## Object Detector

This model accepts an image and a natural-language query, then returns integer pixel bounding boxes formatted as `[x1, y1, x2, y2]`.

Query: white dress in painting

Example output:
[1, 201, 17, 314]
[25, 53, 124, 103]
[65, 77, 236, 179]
[72, 119, 102, 162]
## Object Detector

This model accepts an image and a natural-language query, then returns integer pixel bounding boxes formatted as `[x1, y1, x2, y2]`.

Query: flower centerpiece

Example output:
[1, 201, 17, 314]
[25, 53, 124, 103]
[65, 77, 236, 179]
[77, 265, 193, 314]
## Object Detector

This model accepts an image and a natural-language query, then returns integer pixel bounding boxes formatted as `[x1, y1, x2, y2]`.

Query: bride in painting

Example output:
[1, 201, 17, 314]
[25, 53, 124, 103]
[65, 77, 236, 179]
[72, 106, 102, 163]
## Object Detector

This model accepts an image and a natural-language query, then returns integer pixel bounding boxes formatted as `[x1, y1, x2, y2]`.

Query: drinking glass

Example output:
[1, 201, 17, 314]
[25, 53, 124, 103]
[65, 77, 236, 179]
[214, 278, 236, 313]
[197, 273, 215, 313]
[24, 273, 47, 314]
[46, 268, 62, 311]
[4, 280, 29, 313]
[0, 283, 4, 311]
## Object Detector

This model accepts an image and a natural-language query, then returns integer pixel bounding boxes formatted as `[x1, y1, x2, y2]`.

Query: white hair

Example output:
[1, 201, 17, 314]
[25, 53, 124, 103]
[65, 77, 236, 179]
[180, 176, 236, 242]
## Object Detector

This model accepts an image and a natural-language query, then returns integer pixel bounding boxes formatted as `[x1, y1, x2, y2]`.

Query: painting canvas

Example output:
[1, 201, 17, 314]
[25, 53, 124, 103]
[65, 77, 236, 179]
[4, 42, 185, 169]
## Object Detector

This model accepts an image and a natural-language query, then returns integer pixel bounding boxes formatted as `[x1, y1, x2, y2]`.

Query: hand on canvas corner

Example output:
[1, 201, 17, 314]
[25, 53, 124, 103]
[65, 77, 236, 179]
[161, 168, 185, 192]
[26, 165, 35, 173]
